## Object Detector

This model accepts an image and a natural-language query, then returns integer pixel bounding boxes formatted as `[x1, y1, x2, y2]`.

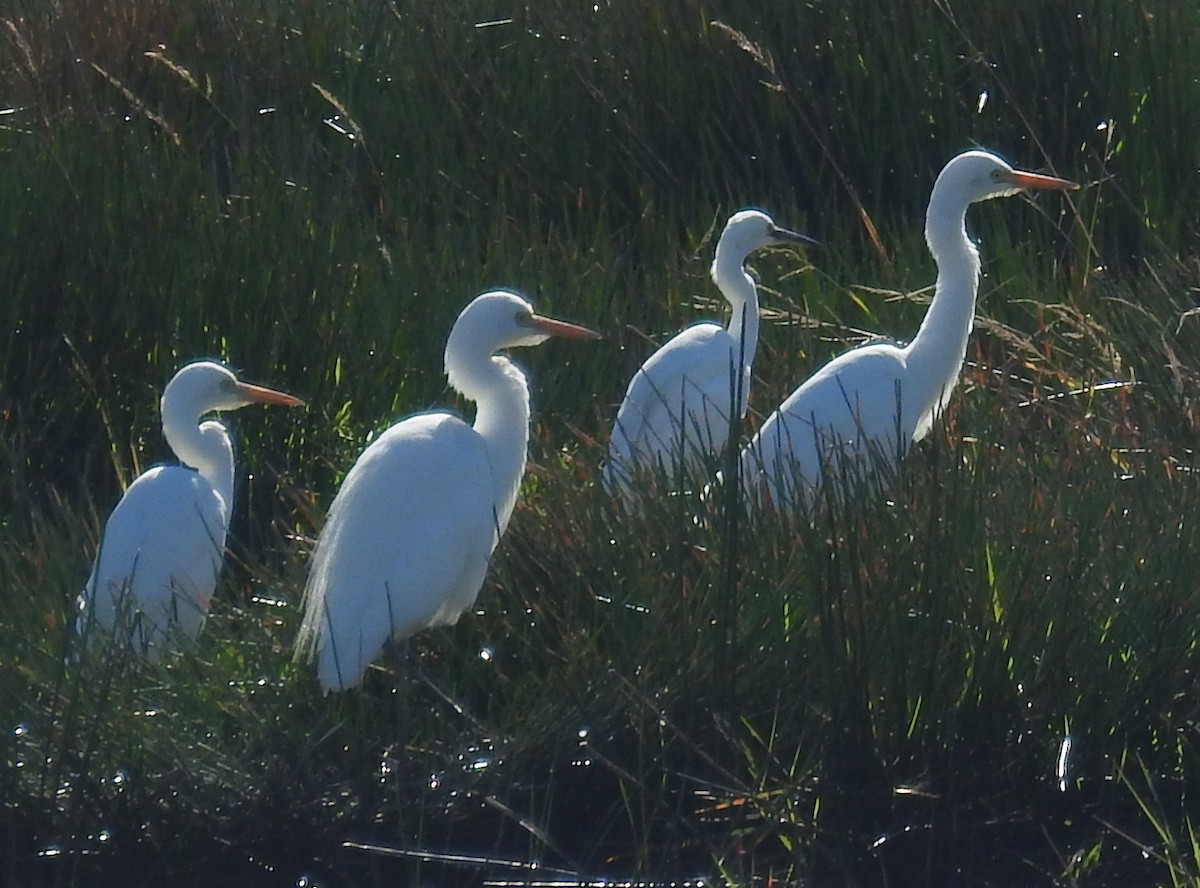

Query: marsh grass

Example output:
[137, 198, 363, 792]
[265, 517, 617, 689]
[3, 0, 1200, 885]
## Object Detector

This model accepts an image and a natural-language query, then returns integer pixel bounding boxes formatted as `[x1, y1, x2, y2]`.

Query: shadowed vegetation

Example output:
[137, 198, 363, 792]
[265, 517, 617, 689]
[2, 1, 1199, 885]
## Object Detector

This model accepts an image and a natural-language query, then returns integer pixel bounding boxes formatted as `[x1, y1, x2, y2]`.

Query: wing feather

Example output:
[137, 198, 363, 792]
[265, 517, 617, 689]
[741, 343, 930, 508]
[78, 465, 227, 657]
[605, 323, 747, 495]
[298, 412, 496, 691]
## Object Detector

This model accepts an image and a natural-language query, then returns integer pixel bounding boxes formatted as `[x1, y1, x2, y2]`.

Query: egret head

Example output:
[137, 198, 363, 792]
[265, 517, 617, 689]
[934, 150, 1079, 206]
[451, 290, 600, 355]
[163, 361, 304, 419]
[714, 210, 819, 270]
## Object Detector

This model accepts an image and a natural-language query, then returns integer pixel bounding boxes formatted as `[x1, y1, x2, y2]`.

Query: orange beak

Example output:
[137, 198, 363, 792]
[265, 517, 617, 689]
[1008, 169, 1080, 192]
[528, 314, 602, 340]
[236, 382, 306, 408]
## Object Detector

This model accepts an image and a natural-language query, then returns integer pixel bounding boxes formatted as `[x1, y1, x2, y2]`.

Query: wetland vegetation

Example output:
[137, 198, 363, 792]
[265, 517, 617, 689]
[2, 1, 1200, 885]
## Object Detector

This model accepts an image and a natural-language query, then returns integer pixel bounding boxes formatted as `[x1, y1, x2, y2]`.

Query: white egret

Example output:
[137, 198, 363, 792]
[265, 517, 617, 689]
[77, 361, 304, 658]
[296, 290, 599, 692]
[739, 150, 1078, 510]
[603, 210, 817, 501]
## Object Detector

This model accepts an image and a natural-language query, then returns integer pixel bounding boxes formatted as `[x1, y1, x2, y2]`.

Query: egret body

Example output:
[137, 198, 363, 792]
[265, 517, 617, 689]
[77, 361, 304, 657]
[739, 151, 1078, 510]
[604, 210, 816, 501]
[296, 290, 599, 692]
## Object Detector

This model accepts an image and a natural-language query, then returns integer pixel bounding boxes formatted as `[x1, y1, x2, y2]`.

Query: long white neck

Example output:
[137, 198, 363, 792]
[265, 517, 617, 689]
[446, 349, 531, 537]
[162, 400, 236, 512]
[903, 189, 981, 404]
[710, 251, 761, 372]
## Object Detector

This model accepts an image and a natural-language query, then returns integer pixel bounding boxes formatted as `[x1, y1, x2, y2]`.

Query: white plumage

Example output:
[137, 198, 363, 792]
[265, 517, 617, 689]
[77, 361, 303, 658]
[604, 210, 816, 501]
[739, 150, 1078, 511]
[296, 290, 599, 692]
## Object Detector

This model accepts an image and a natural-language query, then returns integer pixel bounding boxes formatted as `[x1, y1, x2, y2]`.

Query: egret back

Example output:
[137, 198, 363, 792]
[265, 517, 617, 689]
[605, 322, 748, 497]
[78, 465, 229, 658]
[298, 412, 497, 692]
[740, 342, 932, 510]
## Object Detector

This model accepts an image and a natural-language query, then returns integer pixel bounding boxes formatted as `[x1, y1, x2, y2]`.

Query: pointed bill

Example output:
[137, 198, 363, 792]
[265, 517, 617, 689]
[1008, 169, 1080, 191]
[236, 382, 306, 407]
[769, 223, 822, 248]
[527, 314, 602, 340]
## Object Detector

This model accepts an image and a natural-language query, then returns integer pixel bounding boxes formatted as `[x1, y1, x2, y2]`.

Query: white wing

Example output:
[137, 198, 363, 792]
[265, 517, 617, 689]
[78, 465, 228, 658]
[605, 323, 749, 497]
[297, 412, 497, 692]
[741, 342, 937, 509]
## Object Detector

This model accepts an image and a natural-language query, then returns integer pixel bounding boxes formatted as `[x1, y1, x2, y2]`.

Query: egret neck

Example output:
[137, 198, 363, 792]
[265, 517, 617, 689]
[161, 398, 237, 514]
[711, 244, 761, 376]
[903, 186, 982, 412]
[445, 343, 531, 538]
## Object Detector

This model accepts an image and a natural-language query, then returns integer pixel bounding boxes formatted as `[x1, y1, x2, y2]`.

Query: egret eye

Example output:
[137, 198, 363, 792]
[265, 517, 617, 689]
[990, 168, 1002, 181]
[515, 310, 532, 327]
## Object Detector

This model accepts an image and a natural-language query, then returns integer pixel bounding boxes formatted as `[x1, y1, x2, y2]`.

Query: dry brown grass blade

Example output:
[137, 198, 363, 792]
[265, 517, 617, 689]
[709, 20, 783, 92]
[3, 18, 38, 81]
[711, 19, 893, 271]
[312, 81, 386, 219]
[90, 62, 181, 146]
[144, 51, 208, 97]
[312, 81, 364, 143]
[856, 205, 890, 268]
